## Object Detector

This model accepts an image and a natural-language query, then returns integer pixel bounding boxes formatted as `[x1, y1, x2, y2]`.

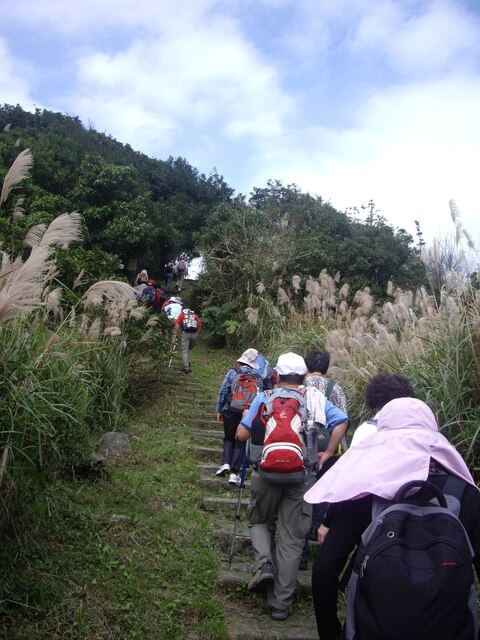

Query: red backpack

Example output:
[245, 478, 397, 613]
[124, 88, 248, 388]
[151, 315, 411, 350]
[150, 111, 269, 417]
[259, 388, 307, 475]
[228, 372, 258, 414]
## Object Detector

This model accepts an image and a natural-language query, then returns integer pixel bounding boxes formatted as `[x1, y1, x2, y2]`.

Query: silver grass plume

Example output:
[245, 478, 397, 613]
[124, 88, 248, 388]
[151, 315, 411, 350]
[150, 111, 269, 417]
[339, 283, 349, 300]
[39, 211, 82, 248]
[245, 307, 258, 325]
[2, 123, 11, 132]
[68, 306, 76, 327]
[256, 281, 266, 294]
[45, 287, 63, 316]
[0, 245, 52, 323]
[79, 314, 89, 335]
[449, 199, 460, 224]
[292, 275, 301, 292]
[83, 281, 136, 307]
[146, 315, 158, 327]
[463, 229, 475, 250]
[87, 317, 102, 340]
[12, 197, 25, 221]
[73, 269, 85, 289]
[23, 223, 47, 249]
[129, 306, 147, 321]
[277, 286, 290, 305]
[0, 149, 33, 205]
[104, 326, 122, 337]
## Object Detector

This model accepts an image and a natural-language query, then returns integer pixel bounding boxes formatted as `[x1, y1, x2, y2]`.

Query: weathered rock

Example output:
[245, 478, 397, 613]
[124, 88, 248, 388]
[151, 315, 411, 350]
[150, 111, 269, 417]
[99, 432, 132, 458]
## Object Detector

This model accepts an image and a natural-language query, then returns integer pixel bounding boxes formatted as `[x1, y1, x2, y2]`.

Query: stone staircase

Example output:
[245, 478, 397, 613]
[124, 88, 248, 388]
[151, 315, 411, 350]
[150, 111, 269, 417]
[161, 366, 319, 639]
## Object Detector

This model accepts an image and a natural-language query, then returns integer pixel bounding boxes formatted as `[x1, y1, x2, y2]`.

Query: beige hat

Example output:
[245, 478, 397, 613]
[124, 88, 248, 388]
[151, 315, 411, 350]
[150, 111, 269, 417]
[275, 352, 307, 376]
[237, 348, 260, 369]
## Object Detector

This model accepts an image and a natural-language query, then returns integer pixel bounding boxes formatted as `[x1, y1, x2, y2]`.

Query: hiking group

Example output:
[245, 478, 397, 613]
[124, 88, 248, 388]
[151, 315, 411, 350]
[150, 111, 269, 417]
[215, 348, 480, 639]
[133, 261, 202, 375]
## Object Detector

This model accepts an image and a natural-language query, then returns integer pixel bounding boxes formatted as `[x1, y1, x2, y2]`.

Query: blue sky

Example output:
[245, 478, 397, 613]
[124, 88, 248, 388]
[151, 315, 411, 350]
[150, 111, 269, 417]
[1, 0, 480, 250]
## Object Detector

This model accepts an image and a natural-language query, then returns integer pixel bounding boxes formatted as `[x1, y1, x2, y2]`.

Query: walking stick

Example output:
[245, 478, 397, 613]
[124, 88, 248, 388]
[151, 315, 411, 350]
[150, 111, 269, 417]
[228, 442, 249, 569]
[168, 338, 177, 368]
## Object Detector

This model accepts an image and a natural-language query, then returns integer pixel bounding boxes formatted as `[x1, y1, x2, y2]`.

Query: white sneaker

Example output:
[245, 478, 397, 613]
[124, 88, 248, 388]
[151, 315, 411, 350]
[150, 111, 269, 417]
[228, 473, 241, 486]
[215, 463, 230, 477]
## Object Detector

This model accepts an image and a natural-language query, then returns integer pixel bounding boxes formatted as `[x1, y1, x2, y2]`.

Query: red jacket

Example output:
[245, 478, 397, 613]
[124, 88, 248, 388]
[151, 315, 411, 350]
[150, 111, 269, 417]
[175, 310, 202, 331]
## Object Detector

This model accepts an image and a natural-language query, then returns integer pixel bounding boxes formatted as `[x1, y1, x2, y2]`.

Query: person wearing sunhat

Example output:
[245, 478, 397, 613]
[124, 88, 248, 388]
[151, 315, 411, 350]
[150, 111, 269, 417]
[161, 295, 183, 321]
[236, 352, 349, 622]
[214, 348, 263, 486]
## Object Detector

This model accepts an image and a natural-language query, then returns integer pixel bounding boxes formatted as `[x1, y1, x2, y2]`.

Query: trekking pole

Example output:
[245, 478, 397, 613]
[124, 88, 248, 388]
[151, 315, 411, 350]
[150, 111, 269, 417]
[168, 338, 177, 368]
[228, 442, 249, 569]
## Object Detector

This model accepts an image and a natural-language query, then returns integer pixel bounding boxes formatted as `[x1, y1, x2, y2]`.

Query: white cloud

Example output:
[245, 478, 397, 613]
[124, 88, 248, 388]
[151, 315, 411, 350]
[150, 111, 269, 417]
[7, 0, 219, 36]
[248, 75, 480, 245]
[69, 14, 295, 158]
[1, 0, 479, 252]
[0, 39, 35, 109]
[351, 0, 480, 76]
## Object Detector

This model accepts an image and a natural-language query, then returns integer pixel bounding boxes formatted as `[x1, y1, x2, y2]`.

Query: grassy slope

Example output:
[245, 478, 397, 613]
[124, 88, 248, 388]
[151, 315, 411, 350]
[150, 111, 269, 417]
[0, 340, 235, 640]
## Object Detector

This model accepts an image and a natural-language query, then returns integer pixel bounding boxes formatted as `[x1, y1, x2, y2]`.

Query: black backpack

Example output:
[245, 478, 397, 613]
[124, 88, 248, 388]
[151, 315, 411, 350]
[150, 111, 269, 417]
[344, 477, 477, 640]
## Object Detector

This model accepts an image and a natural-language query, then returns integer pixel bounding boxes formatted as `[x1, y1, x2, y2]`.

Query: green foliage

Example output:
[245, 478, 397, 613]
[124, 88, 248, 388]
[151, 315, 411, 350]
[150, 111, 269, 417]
[0, 342, 231, 639]
[0, 104, 236, 278]
[0, 320, 125, 480]
[55, 246, 124, 291]
[197, 181, 426, 316]
[201, 301, 241, 346]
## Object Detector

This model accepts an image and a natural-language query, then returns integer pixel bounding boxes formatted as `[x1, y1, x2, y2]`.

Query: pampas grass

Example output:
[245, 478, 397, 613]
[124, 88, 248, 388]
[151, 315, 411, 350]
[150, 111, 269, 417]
[83, 280, 135, 307]
[0, 148, 33, 205]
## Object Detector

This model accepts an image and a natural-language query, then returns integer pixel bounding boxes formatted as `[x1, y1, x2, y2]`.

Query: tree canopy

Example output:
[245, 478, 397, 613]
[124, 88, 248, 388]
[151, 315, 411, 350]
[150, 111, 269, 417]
[0, 104, 426, 300]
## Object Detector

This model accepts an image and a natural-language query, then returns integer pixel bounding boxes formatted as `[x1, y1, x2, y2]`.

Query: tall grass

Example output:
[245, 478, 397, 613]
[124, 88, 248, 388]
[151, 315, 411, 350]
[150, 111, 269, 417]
[0, 150, 169, 523]
[247, 213, 480, 472]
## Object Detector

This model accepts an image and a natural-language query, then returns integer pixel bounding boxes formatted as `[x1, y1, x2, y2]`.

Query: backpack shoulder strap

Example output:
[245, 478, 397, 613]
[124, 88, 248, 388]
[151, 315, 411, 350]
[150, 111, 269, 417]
[442, 475, 467, 516]
[325, 378, 335, 399]
[264, 388, 307, 420]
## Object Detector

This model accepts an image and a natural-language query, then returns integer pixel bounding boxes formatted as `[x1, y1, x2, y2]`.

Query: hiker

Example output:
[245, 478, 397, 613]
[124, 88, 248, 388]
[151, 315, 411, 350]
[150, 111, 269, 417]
[305, 387, 480, 640]
[134, 268, 149, 286]
[143, 280, 166, 313]
[173, 305, 202, 373]
[304, 349, 347, 413]
[164, 261, 174, 292]
[300, 349, 349, 568]
[175, 255, 188, 291]
[255, 352, 275, 390]
[307, 373, 417, 639]
[215, 348, 263, 486]
[162, 296, 183, 321]
[134, 280, 147, 301]
[236, 352, 349, 622]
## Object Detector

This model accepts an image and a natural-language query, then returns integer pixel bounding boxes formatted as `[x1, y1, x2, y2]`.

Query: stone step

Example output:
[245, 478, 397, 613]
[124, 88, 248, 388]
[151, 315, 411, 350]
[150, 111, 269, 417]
[211, 519, 252, 556]
[175, 393, 214, 401]
[218, 561, 312, 598]
[191, 418, 219, 427]
[197, 462, 221, 473]
[203, 495, 249, 512]
[224, 603, 318, 640]
[199, 475, 251, 490]
[194, 445, 222, 461]
[197, 430, 223, 441]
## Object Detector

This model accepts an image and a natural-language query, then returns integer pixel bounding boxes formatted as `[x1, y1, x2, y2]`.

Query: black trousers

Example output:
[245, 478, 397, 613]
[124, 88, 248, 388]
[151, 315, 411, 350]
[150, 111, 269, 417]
[311, 496, 372, 640]
[221, 410, 244, 473]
